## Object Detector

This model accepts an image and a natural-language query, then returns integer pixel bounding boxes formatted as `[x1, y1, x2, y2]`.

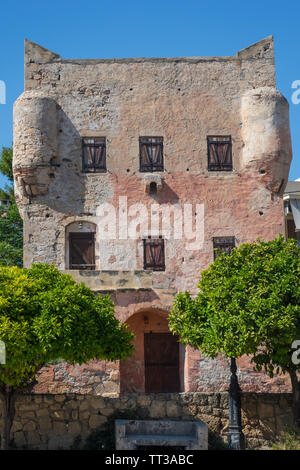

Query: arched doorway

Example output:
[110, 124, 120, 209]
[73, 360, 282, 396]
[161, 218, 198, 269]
[120, 309, 183, 394]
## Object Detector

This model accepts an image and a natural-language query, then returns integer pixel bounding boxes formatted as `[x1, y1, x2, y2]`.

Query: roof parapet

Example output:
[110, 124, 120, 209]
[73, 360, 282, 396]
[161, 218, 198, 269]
[24, 36, 274, 64]
[236, 36, 274, 60]
[25, 39, 61, 64]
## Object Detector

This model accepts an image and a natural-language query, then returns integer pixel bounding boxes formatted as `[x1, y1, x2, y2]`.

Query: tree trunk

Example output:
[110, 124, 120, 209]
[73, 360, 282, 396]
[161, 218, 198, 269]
[288, 370, 300, 430]
[0, 386, 16, 450]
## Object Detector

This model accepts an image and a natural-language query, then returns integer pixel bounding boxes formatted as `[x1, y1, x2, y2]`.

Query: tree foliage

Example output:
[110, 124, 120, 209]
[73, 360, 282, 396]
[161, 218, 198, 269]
[0, 202, 23, 267]
[0, 263, 134, 448]
[0, 263, 134, 389]
[0, 147, 13, 182]
[0, 147, 14, 202]
[0, 146, 23, 267]
[170, 236, 299, 366]
[169, 236, 300, 425]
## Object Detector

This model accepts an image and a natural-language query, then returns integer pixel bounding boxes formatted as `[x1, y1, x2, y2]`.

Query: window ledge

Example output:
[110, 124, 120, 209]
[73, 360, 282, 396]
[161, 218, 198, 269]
[63, 269, 153, 290]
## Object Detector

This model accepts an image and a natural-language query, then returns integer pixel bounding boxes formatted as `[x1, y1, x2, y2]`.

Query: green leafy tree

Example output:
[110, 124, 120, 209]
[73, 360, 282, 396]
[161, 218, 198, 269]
[0, 146, 23, 267]
[0, 147, 14, 202]
[0, 263, 134, 449]
[169, 236, 300, 428]
[0, 202, 23, 267]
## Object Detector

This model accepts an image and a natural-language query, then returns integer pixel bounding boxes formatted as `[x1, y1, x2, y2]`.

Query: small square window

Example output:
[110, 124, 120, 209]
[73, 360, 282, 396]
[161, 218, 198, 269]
[207, 136, 232, 171]
[143, 237, 165, 270]
[213, 236, 235, 260]
[140, 137, 164, 172]
[82, 137, 106, 173]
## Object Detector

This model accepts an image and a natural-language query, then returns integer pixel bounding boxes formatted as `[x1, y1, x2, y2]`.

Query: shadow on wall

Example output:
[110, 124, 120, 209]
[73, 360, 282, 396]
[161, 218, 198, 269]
[150, 181, 179, 204]
[46, 105, 87, 214]
[13, 97, 90, 216]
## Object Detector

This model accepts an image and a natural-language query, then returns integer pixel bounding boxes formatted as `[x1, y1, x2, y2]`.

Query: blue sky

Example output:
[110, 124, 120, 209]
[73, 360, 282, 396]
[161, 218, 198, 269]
[0, 0, 299, 189]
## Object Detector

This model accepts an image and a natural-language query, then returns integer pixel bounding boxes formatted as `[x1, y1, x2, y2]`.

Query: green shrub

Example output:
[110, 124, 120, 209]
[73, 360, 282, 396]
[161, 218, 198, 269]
[271, 427, 300, 450]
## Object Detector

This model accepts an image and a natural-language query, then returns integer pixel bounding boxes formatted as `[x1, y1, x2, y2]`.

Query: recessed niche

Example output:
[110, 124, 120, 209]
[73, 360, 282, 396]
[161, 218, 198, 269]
[149, 182, 157, 195]
[143, 174, 163, 194]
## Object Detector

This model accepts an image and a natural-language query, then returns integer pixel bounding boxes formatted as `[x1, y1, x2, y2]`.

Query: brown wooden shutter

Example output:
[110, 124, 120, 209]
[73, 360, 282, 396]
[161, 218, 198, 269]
[140, 137, 163, 172]
[208, 136, 232, 171]
[69, 233, 95, 270]
[144, 333, 180, 393]
[144, 238, 165, 270]
[82, 137, 106, 172]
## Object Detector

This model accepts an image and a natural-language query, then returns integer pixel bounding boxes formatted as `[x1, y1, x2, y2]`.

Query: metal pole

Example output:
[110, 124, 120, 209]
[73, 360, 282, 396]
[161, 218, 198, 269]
[228, 358, 245, 450]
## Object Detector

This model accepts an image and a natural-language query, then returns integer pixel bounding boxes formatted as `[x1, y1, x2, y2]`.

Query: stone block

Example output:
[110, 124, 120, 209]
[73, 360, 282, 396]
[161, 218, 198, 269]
[149, 400, 167, 418]
[79, 400, 90, 412]
[55, 395, 66, 402]
[67, 421, 81, 434]
[52, 421, 66, 435]
[38, 417, 52, 432]
[258, 402, 275, 419]
[88, 414, 107, 429]
[26, 431, 41, 446]
[100, 407, 114, 417]
[13, 431, 26, 447]
[137, 395, 151, 407]
[71, 410, 79, 420]
[11, 420, 23, 433]
[90, 397, 106, 410]
[166, 401, 181, 418]
[23, 420, 36, 432]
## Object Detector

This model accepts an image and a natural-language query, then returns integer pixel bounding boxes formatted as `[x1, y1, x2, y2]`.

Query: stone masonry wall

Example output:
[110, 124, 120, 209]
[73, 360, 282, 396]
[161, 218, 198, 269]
[14, 36, 292, 288]
[33, 354, 293, 396]
[0, 393, 293, 450]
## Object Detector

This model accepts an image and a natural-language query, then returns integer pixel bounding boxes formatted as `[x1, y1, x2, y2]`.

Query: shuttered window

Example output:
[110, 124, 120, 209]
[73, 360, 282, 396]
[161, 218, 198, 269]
[213, 236, 235, 260]
[82, 137, 106, 172]
[140, 137, 163, 172]
[207, 136, 232, 171]
[69, 232, 95, 270]
[143, 237, 165, 270]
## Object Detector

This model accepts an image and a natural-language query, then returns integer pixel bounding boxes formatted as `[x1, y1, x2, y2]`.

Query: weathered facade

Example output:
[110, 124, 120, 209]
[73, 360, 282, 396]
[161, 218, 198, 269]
[13, 37, 292, 395]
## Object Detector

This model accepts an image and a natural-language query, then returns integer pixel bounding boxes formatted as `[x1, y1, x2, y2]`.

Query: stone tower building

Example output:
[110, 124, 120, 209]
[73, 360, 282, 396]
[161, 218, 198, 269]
[13, 37, 292, 395]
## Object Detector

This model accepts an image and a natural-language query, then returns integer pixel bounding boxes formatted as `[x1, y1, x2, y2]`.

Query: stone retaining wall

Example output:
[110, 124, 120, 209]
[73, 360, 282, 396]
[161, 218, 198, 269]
[0, 393, 293, 450]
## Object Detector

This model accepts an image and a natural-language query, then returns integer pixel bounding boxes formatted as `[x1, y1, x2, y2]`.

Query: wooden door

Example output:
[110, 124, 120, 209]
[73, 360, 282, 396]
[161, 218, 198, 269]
[144, 333, 180, 393]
